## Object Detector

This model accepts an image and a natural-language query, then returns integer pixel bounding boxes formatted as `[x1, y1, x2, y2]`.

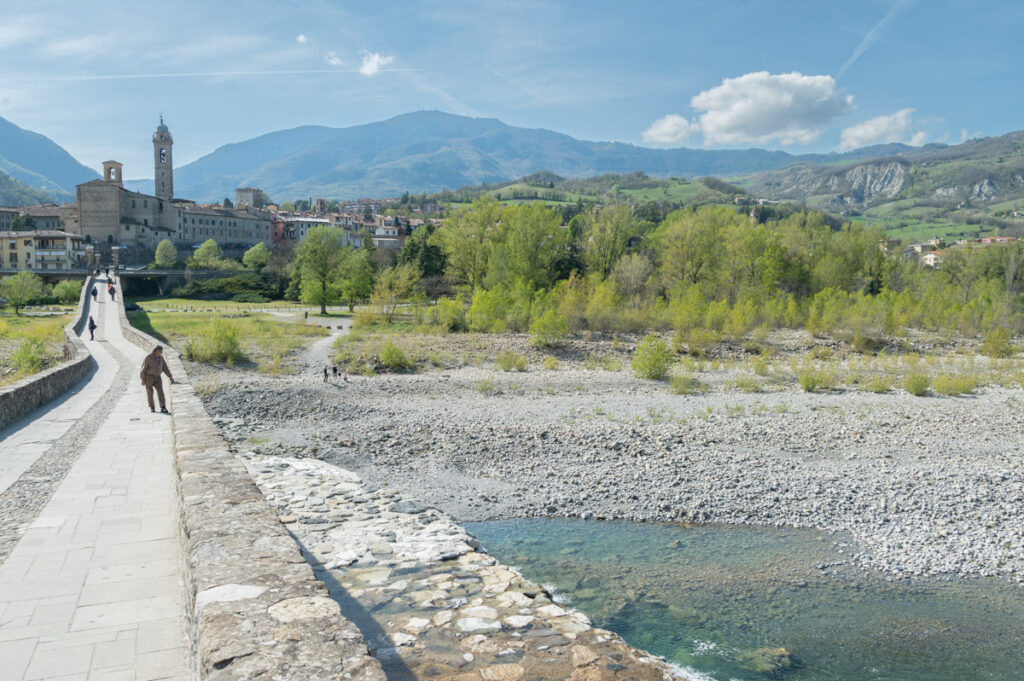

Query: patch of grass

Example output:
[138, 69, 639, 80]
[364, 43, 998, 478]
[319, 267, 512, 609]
[601, 356, 623, 372]
[729, 376, 765, 393]
[183, 319, 247, 365]
[0, 312, 69, 386]
[11, 338, 45, 374]
[861, 375, 893, 393]
[798, 365, 838, 392]
[473, 378, 499, 395]
[903, 372, 931, 396]
[933, 373, 979, 396]
[495, 350, 528, 372]
[808, 346, 833, 360]
[668, 372, 708, 395]
[541, 355, 560, 371]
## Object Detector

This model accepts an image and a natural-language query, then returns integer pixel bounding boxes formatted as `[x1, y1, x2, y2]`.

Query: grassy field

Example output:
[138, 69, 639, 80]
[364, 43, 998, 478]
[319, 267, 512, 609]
[0, 312, 70, 387]
[127, 309, 328, 373]
[128, 296, 351, 313]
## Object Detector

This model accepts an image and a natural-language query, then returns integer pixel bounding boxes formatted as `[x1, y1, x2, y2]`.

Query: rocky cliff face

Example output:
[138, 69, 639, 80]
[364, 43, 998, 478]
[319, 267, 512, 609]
[756, 159, 910, 209]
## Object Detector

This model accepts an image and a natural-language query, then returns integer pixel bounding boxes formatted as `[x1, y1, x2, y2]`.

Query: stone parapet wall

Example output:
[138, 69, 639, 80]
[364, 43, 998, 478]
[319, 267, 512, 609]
[114, 284, 385, 680]
[0, 275, 94, 432]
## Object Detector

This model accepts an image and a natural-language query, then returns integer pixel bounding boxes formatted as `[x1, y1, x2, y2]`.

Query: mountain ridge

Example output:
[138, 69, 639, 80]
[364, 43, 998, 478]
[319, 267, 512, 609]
[0, 116, 98, 202]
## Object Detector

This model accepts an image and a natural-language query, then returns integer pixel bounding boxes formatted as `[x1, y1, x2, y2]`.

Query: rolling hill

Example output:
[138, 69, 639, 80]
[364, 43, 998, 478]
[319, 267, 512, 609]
[0, 116, 98, 203]
[172, 111, 808, 202]
[744, 131, 1024, 241]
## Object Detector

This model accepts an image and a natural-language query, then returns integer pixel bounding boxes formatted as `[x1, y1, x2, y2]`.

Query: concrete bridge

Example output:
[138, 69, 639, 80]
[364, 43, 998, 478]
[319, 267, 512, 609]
[0, 268, 242, 295]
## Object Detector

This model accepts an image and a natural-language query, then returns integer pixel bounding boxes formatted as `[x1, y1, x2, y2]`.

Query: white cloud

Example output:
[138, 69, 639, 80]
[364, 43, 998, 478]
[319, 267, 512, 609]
[838, 108, 927, 150]
[359, 52, 393, 76]
[691, 71, 854, 146]
[641, 114, 699, 146]
[325, 50, 343, 67]
[44, 35, 107, 58]
[296, 34, 308, 44]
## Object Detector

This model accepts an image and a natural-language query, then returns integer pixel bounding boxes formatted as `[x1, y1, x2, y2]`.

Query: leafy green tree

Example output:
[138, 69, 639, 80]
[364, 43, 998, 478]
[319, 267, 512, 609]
[437, 197, 502, 290]
[242, 242, 271, 271]
[223, 197, 234, 208]
[295, 226, 346, 313]
[279, 200, 295, 212]
[53, 279, 81, 304]
[338, 248, 375, 311]
[0, 271, 46, 314]
[371, 263, 420, 323]
[154, 239, 178, 268]
[580, 205, 638, 278]
[398, 224, 446, 278]
[10, 215, 36, 231]
[500, 204, 567, 290]
[190, 239, 223, 269]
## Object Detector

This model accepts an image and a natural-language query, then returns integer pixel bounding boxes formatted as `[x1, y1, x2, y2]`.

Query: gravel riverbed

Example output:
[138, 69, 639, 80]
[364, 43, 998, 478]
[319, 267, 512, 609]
[195, 341, 1024, 584]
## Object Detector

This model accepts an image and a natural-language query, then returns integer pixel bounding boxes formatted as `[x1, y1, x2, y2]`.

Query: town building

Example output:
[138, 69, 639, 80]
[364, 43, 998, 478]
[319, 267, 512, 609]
[0, 230, 85, 271]
[74, 119, 273, 254]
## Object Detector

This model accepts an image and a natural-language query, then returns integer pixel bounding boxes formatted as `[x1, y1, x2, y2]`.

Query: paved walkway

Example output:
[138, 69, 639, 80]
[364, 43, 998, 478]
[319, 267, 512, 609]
[0, 281, 192, 681]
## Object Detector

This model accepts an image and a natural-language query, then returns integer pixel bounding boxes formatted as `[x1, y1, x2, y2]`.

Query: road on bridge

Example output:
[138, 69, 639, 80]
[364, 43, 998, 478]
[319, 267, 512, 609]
[0, 279, 191, 681]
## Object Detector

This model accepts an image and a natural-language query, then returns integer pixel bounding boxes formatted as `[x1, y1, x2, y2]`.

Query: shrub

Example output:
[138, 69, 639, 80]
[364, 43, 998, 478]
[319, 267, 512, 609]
[11, 338, 45, 374]
[632, 334, 673, 380]
[231, 292, 269, 303]
[529, 309, 569, 348]
[933, 374, 979, 396]
[378, 340, 414, 371]
[541, 355, 560, 370]
[495, 350, 528, 372]
[669, 373, 707, 395]
[903, 372, 931, 396]
[980, 327, 1015, 358]
[682, 328, 719, 357]
[852, 329, 885, 354]
[53, 280, 82, 304]
[432, 297, 466, 332]
[799, 366, 837, 392]
[183, 319, 246, 365]
[473, 378, 499, 395]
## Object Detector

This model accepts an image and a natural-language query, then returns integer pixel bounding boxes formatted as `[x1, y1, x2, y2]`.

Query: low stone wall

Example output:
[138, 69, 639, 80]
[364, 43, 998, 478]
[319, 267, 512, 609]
[0, 276, 94, 432]
[115, 287, 385, 680]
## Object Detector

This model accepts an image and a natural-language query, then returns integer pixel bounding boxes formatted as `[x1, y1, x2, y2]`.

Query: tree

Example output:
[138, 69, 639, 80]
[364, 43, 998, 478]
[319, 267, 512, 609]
[337, 248, 375, 311]
[223, 197, 234, 208]
[295, 225, 346, 313]
[53, 279, 81, 304]
[279, 200, 295, 212]
[580, 205, 638, 278]
[242, 242, 271, 271]
[436, 197, 502, 290]
[190, 239, 224, 269]
[154, 239, 178, 268]
[0, 271, 46, 314]
[11, 215, 37, 231]
[501, 204, 567, 289]
[397, 223, 446, 278]
[371, 263, 420, 323]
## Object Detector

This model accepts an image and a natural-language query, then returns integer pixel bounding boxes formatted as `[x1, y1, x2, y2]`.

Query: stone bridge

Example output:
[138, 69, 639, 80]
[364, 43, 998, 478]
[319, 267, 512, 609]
[0, 279, 686, 681]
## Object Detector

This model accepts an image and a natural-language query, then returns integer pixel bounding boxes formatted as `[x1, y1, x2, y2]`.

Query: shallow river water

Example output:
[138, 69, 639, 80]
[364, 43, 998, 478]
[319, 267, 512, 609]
[465, 519, 1024, 681]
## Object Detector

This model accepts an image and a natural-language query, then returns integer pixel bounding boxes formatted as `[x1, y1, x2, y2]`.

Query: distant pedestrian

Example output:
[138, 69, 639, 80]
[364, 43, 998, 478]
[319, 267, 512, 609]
[104, 267, 109, 277]
[323, 365, 329, 383]
[109, 284, 116, 301]
[140, 345, 174, 413]
[88, 316, 97, 340]
[91, 286, 98, 302]
[304, 311, 308, 320]
[332, 365, 338, 379]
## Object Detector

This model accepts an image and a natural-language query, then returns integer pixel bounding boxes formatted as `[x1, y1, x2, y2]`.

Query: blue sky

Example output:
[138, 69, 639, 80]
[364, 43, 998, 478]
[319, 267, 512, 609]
[1, 0, 1020, 179]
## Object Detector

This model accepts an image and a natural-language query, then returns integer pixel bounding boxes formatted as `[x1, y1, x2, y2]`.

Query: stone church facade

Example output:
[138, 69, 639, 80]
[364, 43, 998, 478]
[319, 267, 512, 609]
[75, 119, 272, 252]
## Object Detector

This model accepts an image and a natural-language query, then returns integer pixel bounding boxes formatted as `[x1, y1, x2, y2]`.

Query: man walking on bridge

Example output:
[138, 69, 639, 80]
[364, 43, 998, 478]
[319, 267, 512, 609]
[141, 345, 174, 413]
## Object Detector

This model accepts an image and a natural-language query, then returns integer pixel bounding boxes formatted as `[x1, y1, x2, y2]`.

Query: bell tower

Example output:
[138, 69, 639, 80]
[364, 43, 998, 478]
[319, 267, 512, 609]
[153, 116, 173, 201]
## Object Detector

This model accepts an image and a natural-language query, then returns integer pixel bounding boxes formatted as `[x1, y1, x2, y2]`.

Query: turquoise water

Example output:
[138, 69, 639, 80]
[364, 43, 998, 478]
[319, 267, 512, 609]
[466, 519, 1024, 681]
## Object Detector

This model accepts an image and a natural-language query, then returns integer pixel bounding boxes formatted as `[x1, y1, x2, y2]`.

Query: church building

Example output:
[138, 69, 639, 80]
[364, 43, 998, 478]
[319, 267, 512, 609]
[75, 119, 272, 252]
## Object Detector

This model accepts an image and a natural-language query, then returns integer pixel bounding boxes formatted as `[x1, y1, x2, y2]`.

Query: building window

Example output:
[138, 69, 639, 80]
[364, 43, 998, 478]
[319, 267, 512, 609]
[131, 199, 136, 208]
[143, 200, 148, 208]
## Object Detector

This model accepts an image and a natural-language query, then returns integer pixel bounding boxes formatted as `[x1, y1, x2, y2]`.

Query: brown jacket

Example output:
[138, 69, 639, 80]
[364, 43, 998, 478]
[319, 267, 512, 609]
[140, 353, 173, 381]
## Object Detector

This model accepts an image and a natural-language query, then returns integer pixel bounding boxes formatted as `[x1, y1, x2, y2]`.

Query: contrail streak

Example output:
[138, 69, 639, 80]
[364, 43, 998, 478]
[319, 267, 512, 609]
[8, 68, 416, 83]
[838, 0, 914, 77]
